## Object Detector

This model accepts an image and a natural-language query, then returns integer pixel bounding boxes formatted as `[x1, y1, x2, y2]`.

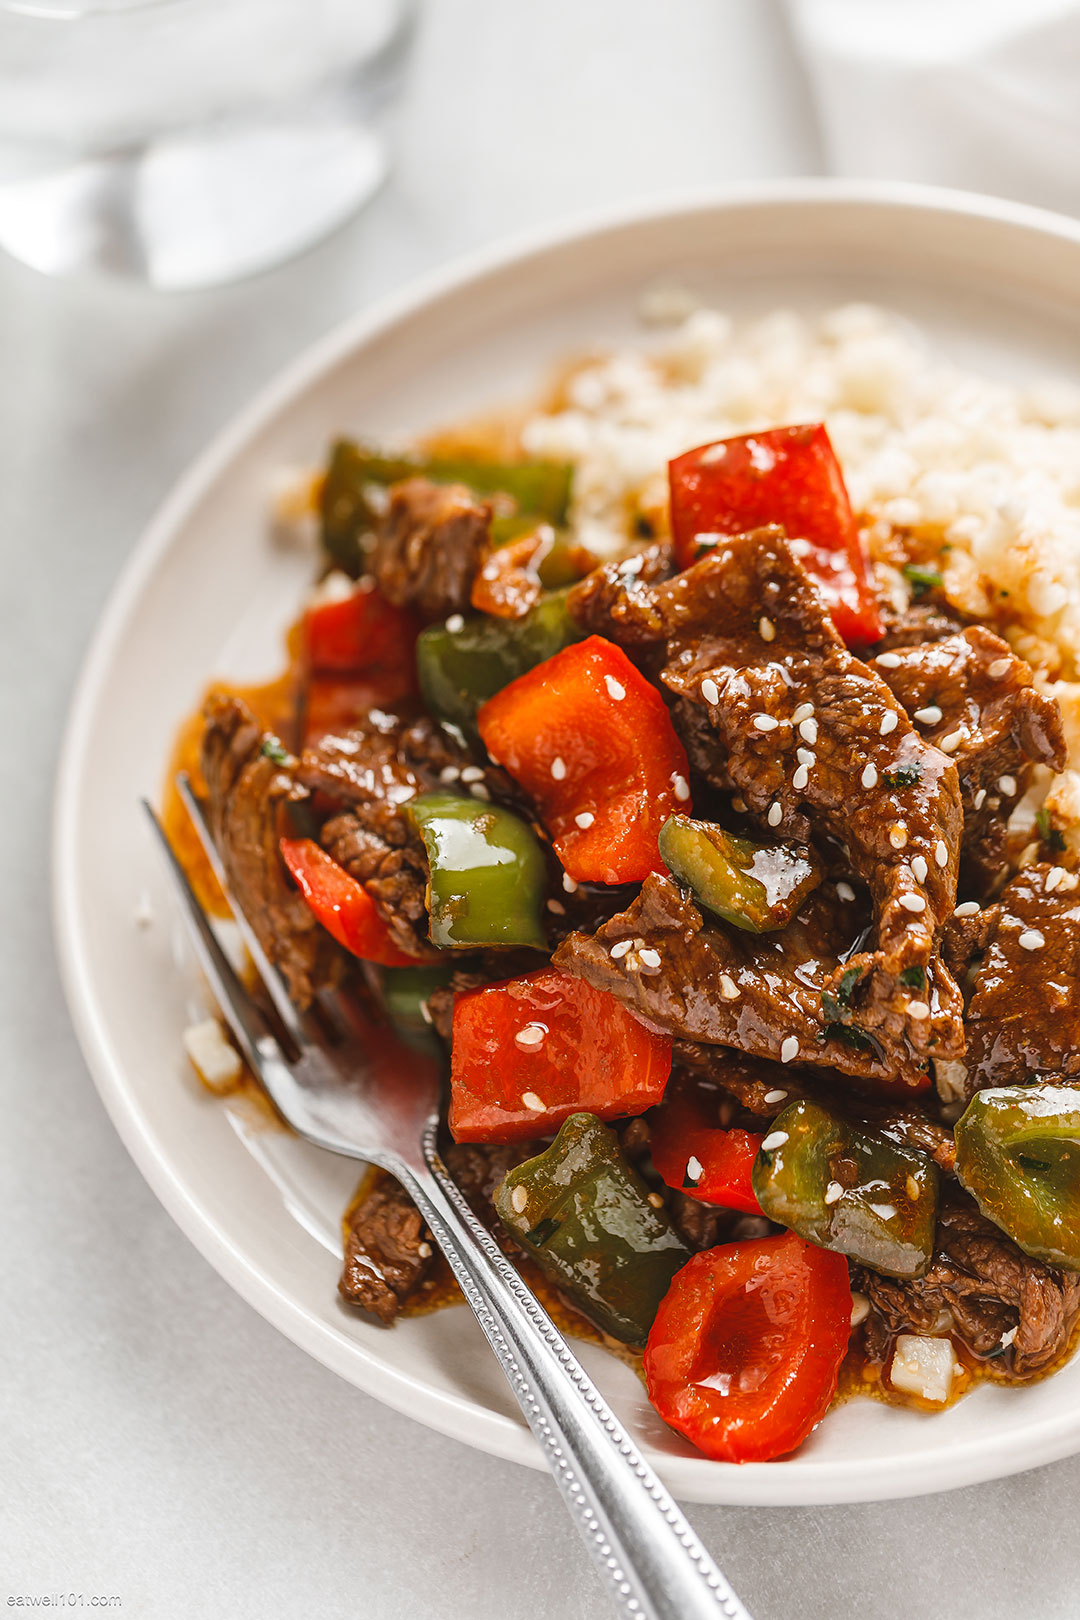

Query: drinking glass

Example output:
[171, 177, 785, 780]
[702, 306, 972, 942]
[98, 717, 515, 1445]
[0, 0, 416, 288]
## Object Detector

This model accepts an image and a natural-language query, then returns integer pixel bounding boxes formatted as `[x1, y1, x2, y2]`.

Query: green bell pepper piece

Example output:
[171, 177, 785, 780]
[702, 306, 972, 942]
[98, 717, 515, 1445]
[658, 815, 824, 932]
[380, 963, 462, 1053]
[955, 1085, 1080, 1270]
[406, 791, 547, 950]
[752, 1098, 940, 1278]
[320, 438, 573, 575]
[416, 588, 582, 735]
[495, 1112, 691, 1344]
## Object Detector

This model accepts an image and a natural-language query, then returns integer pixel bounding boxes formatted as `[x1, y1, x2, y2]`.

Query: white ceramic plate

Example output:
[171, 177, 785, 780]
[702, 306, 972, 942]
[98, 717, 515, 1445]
[54, 180, 1080, 1505]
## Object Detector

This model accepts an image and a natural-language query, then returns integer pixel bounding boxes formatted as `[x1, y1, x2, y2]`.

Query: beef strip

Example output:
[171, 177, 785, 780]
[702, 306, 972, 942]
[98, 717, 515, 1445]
[558, 529, 966, 1080]
[200, 693, 340, 1009]
[299, 711, 513, 961]
[871, 591, 970, 652]
[370, 477, 491, 622]
[855, 1196, 1080, 1377]
[339, 1141, 541, 1323]
[566, 540, 675, 642]
[870, 629, 1066, 896]
[961, 862, 1080, 1092]
[554, 872, 944, 1088]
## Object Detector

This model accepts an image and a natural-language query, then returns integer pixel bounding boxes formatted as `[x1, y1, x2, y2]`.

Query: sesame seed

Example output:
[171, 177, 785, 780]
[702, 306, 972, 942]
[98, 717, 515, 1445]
[876, 652, 902, 669]
[701, 677, 720, 705]
[987, 658, 1012, 679]
[759, 615, 776, 642]
[546, 898, 566, 915]
[418, 1241, 433, 1259]
[753, 713, 779, 732]
[796, 747, 815, 767]
[899, 893, 927, 913]
[510, 1185, 528, 1214]
[460, 765, 485, 783]
[515, 1024, 547, 1050]
[686, 1155, 704, 1183]
[762, 1130, 790, 1151]
[521, 1091, 545, 1112]
[562, 872, 578, 893]
[440, 765, 461, 783]
[911, 854, 929, 883]
[850, 1292, 870, 1327]
[906, 1176, 921, 1201]
[419, 1001, 433, 1026]
[1019, 929, 1046, 951]
[605, 675, 626, 701]
[940, 729, 964, 753]
[836, 882, 856, 903]
[861, 763, 878, 789]
[973, 788, 987, 810]
[551, 756, 567, 780]
[764, 1089, 788, 1104]
[907, 1000, 931, 1020]
[997, 775, 1017, 797]
[780, 1036, 799, 1064]
[638, 948, 662, 968]
[792, 764, 810, 791]
[445, 613, 465, 633]
[610, 939, 632, 959]
[914, 706, 943, 725]
[954, 901, 981, 917]
[767, 802, 783, 828]
[470, 783, 491, 801]
[1046, 866, 1067, 893]
[673, 774, 691, 801]
[935, 839, 948, 868]
[889, 824, 909, 850]
[732, 796, 748, 814]
[799, 717, 819, 744]
[647, 1192, 664, 1209]
[792, 702, 815, 725]
[824, 1181, 844, 1206]
[880, 712, 898, 736]
[575, 811, 595, 829]
[719, 974, 740, 1000]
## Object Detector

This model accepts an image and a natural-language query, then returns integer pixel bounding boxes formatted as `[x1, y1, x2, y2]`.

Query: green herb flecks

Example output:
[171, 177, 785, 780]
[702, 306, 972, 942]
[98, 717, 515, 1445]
[883, 763, 922, 791]
[261, 735, 294, 767]
[900, 966, 927, 991]
[902, 562, 944, 598]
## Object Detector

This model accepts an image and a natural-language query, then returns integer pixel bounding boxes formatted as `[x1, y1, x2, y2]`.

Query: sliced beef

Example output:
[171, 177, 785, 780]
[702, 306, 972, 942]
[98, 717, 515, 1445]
[871, 591, 970, 652]
[961, 862, 1080, 1091]
[339, 1175, 434, 1323]
[200, 694, 340, 1009]
[871, 629, 1066, 896]
[856, 1196, 1080, 1377]
[469, 527, 550, 620]
[299, 711, 511, 961]
[566, 541, 676, 642]
[340, 1143, 542, 1323]
[370, 477, 491, 622]
[557, 529, 966, 1080]
[554, 871, 943, 1089]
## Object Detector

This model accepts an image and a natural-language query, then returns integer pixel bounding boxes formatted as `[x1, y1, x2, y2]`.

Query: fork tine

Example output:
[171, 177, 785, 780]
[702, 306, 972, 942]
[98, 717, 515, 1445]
[140, 799, 282, 1084]
[175, 772, 307, 1051]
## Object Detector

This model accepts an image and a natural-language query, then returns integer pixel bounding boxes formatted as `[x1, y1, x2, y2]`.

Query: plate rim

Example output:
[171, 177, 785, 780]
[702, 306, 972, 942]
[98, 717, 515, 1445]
[51, 176, 1080, 1506]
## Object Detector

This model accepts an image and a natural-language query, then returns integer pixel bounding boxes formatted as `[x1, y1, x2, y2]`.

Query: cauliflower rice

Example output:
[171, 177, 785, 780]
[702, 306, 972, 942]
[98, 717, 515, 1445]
[521, 301, 1080, 836]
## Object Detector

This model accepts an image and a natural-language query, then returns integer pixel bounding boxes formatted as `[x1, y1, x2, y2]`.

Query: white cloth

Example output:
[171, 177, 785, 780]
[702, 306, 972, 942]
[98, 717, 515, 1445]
[786, 0, 1080, 215]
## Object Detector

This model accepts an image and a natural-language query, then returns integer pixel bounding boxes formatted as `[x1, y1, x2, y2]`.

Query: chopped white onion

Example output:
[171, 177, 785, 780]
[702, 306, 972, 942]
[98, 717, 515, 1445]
[889, 1335, 958, 1404]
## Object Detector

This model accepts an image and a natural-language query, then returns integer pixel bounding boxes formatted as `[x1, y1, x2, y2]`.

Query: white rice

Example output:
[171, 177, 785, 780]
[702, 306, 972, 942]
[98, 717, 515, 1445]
[521, 302, 1080, 828]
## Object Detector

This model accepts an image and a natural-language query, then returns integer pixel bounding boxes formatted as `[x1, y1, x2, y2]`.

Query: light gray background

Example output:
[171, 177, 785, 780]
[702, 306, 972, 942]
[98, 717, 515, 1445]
[4, 2, 1079, 1616]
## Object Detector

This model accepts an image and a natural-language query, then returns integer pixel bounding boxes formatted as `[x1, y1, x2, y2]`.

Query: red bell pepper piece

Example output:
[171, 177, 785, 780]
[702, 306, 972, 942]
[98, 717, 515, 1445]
[305, 582, 421, 675]
[643, 1231, 852, 1463]
[668, 424, 883, 646]
[476, 636, 691, 885]
[649, 1073, 763, 1215]
[449, 967, 672, 1142]
[302, 584, 420, 746]
[279, 837, 416, 967]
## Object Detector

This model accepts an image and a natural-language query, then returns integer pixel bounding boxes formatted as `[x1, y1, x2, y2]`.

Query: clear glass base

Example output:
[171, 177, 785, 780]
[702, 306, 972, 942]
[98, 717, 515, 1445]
[0, 113, 388, 288]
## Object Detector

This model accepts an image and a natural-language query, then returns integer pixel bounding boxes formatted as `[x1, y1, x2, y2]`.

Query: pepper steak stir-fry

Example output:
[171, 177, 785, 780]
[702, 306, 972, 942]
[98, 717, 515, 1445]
[181, 421, 1080, 1465]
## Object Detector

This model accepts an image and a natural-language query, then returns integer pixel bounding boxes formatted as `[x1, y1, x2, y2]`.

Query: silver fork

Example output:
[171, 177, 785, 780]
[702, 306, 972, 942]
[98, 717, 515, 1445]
[143, 787, 753, 1620]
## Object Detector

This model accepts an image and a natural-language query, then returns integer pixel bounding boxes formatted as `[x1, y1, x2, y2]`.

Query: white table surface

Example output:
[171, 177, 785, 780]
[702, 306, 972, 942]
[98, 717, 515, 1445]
[5, 3, 1080, 1616]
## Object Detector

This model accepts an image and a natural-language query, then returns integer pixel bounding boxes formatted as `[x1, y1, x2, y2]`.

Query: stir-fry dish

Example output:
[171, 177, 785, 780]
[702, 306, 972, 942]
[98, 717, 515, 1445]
[173, 305, 1080, 1464]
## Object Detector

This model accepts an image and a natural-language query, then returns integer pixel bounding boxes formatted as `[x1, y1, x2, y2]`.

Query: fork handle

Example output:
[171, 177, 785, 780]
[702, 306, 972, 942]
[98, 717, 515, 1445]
[397, 1140, 752, 1620]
